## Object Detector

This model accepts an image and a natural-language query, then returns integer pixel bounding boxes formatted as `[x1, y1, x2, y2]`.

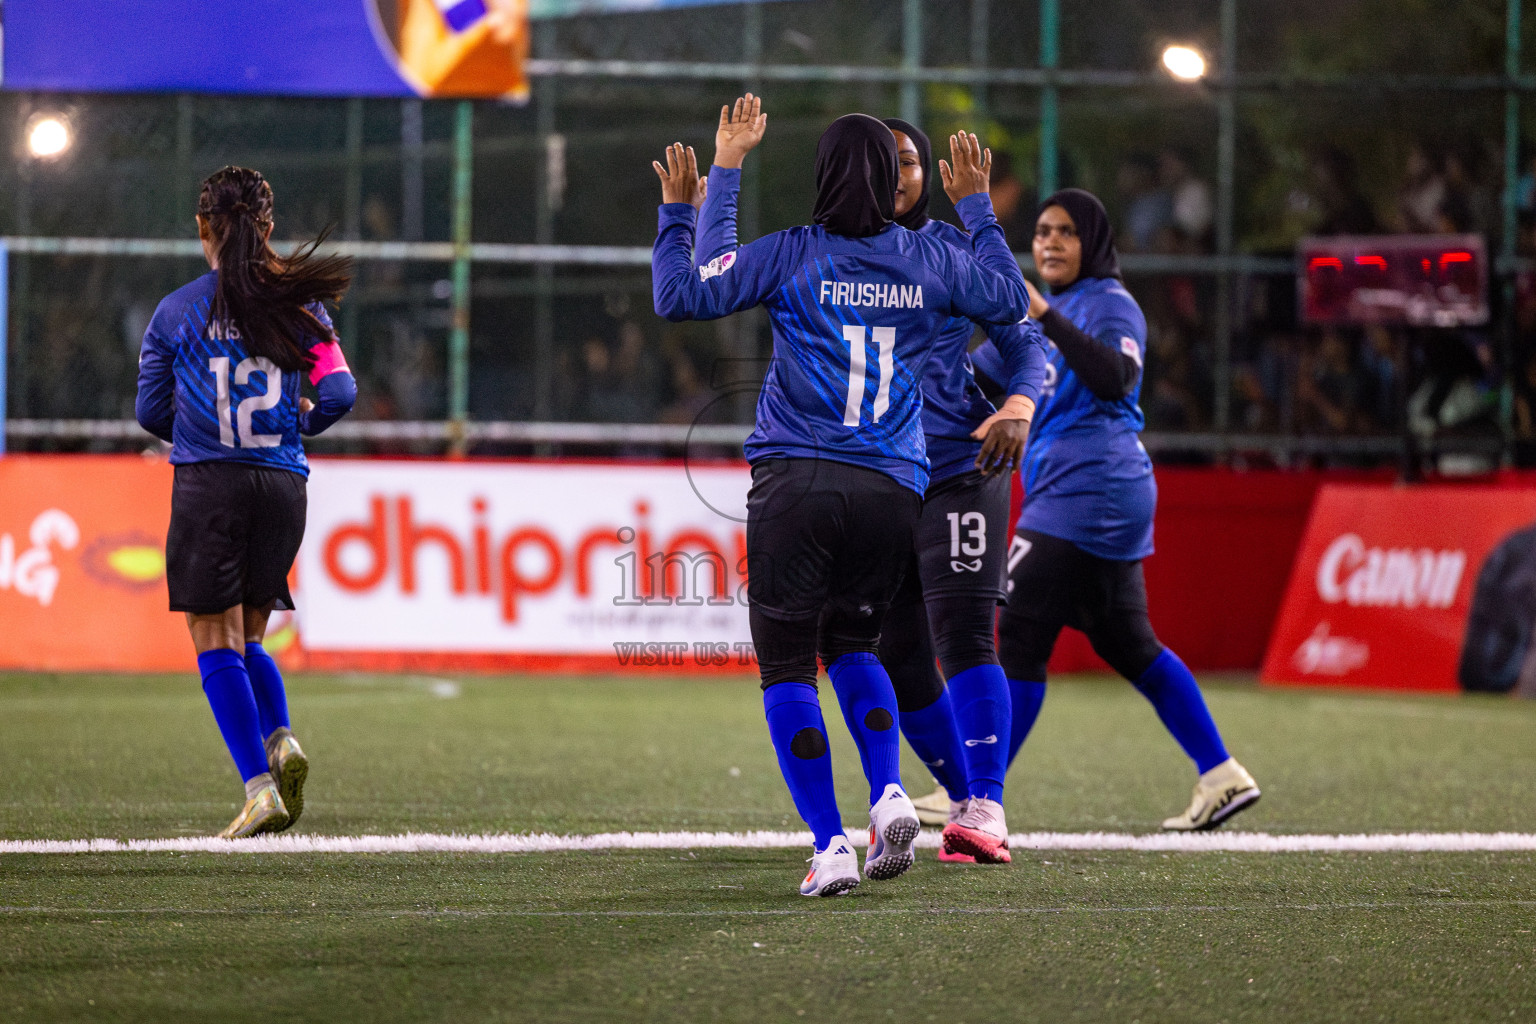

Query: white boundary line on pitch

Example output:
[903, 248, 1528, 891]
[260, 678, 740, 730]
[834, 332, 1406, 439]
[5, 830, 1536, 855]
[5, 900, 1536, 919]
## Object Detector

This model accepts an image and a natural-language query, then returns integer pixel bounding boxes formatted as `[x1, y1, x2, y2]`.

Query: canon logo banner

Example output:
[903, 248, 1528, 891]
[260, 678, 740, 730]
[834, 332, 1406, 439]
[1314, 533, 1465, 609]
[1263, 484, 1536, 692]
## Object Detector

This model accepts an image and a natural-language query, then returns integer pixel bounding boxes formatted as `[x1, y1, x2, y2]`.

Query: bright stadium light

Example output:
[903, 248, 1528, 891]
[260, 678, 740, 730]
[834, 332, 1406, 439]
[1161, 45, 1208, 82]
[26, 115, 72, 159]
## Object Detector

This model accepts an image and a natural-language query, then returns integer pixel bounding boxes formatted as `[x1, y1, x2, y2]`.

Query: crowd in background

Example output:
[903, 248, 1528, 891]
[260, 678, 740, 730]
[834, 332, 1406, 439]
[539, 137, 1526, 470]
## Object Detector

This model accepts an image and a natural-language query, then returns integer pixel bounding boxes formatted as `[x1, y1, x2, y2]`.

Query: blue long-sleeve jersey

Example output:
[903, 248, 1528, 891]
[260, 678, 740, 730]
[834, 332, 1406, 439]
[654, 187, 1031, 494]
[694, 166, 1047, 485]
[135, 271, 357, 478]
[972, 275, 1154, 559]
[912, 219, 1047, 482]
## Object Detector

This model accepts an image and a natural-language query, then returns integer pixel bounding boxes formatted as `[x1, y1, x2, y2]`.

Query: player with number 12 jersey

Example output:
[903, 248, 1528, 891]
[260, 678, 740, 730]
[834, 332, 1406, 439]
[136, 166, 356, 841]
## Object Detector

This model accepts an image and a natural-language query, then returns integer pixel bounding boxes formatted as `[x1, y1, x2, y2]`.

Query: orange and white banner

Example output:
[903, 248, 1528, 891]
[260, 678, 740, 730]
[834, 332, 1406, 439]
[297, 459, 753, 670]
[1261, 485, 1536, 691]
[0, 456, 187, 671]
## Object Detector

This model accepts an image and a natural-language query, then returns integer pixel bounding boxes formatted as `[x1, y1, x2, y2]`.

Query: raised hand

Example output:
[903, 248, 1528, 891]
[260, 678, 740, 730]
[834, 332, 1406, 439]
[714, 93, 768, 170]
[652, 142, 705, 207]
[939, 132, 993, 204]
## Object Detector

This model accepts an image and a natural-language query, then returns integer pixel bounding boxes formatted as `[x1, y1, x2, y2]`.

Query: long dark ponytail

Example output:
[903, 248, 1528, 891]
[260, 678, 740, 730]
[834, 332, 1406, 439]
[197, 166, 353, 373]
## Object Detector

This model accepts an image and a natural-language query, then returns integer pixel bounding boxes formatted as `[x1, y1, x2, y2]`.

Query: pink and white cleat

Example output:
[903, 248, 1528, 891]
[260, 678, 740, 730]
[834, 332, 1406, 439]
[941, 797, 1011, 864]
[936, 794, 976, 863]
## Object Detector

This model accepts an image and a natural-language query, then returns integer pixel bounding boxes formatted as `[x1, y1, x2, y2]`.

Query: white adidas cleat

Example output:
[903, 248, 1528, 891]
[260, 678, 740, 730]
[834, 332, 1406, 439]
[800, 835, 861, 897]
[863, 783, 921, 881]
[912, 783, 954, 828]
[1162, 757, 1262, 831]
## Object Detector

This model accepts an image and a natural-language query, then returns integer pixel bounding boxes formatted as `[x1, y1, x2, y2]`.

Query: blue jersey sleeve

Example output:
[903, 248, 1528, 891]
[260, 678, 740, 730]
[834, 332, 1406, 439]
[969, 336, 1005, 388]
[300, 371, 357, 436]
[1078, 288, 1146, 358]
[694, 164, 742, 267]
[937, 194, 1030, 325]
[983, 317, 1048, 403]
[653, 203, 796, 322]
[134, 304, 176, 443]
[296, 304, 356, 436]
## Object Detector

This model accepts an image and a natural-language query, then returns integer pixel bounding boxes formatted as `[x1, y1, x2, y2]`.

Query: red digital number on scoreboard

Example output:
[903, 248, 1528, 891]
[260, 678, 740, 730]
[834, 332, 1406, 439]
[1298, 234, 1488, 327]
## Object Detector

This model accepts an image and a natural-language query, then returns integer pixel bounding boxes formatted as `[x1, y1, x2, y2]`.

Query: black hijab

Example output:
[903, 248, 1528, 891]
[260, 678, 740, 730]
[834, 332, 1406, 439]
[881, 117, 931, 230]
[1037, 187, 1122, 286]
[813, 114, 898, 238]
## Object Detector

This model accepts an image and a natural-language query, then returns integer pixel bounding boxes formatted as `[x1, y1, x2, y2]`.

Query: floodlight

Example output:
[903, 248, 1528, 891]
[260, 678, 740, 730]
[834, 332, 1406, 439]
[27, 115, 72, 159]
[1161, 45, 1207, 82]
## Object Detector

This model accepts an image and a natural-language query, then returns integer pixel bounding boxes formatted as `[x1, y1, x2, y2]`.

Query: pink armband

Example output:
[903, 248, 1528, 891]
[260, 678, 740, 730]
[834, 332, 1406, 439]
[308, 340, 351, 385]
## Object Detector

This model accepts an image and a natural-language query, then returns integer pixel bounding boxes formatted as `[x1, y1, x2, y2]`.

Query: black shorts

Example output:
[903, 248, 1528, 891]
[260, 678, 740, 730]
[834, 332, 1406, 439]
[998, 528, 1163, 681]
[913, 468, 1012, 602]
[746, 458, 920, 684]
[166, 462, 307, 615]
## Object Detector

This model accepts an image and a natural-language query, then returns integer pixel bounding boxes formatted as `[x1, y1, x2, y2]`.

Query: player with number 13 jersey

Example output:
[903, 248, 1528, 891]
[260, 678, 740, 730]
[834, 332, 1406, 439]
[136, 166, 356, 841]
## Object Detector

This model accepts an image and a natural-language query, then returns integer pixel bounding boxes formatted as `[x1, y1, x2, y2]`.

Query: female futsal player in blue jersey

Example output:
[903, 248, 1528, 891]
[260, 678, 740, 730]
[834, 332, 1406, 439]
[136, 167, 356, 839]
[972, 188, 1261, 830]
[653, 99, 1031, 895]
[696, 113, 1046, 867]
[875, 118, 1047, 865]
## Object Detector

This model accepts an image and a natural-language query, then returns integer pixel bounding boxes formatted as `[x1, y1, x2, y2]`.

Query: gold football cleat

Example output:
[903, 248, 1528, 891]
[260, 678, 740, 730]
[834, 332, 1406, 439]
[265, 729, 309, 831]
[1161, 757, 1261, 831]
[217, 781, 290, 839]
[911, 783, 955, 828]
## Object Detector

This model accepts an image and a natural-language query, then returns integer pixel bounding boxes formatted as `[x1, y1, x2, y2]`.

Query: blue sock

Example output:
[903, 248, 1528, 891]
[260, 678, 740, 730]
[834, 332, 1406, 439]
[898, 690, 969, 803]
[1132, 648, 1229, 774]
[947, 663, 1011, 802]
[763, 683, 845, 849]
[243, 642, 291, 741]
[197, 649, 269, 783]
[1005, 678, 1047, 770]
[827, 653, 903, 805]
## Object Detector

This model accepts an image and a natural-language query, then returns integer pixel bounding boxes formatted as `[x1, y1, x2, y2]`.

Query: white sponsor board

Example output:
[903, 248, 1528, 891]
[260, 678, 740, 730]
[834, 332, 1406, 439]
[299, 460, 752, 654]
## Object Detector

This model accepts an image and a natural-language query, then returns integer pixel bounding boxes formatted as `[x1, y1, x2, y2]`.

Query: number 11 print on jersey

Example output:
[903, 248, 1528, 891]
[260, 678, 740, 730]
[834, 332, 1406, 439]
[841, 325, 896, 427]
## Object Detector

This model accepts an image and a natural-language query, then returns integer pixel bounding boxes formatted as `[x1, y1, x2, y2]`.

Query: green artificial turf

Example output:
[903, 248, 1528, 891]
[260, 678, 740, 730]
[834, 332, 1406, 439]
[2, 671, 1535, 1022]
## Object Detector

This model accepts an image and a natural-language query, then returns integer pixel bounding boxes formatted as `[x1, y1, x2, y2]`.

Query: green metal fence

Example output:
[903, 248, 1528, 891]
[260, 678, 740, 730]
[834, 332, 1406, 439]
[2, 0, 1532, 465]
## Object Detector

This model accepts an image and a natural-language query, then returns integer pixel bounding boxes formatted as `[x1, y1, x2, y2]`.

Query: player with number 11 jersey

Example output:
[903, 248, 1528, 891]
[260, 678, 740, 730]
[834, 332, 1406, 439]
[653, 98, 1030, 896]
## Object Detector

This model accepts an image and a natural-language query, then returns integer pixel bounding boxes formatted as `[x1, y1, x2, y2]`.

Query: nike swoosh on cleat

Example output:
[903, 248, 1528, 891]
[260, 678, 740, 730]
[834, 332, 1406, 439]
[963, 735, 999, 746]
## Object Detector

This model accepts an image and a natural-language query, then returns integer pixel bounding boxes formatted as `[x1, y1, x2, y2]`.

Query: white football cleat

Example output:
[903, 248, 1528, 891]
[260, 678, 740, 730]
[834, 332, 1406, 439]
[941, 797, 1011, 864]
[1162, 757, 1261, 831]
[863, 783, 921, 881]
[800, 835, 861, 897]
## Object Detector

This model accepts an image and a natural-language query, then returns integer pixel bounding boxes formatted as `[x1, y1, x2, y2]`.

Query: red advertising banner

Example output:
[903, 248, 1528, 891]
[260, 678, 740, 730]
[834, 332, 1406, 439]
[1261, 484, 1536, 691]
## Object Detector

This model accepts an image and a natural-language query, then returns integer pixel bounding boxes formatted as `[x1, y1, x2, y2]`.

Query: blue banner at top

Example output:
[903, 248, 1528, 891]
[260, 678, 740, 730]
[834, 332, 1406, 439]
[1, 0, 770, 99]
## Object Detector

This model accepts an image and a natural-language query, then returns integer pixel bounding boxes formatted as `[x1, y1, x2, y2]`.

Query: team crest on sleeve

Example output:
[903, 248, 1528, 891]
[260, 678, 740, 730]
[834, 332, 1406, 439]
[698, 251, 738, 281]
[1120, 336, 1143, 367]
